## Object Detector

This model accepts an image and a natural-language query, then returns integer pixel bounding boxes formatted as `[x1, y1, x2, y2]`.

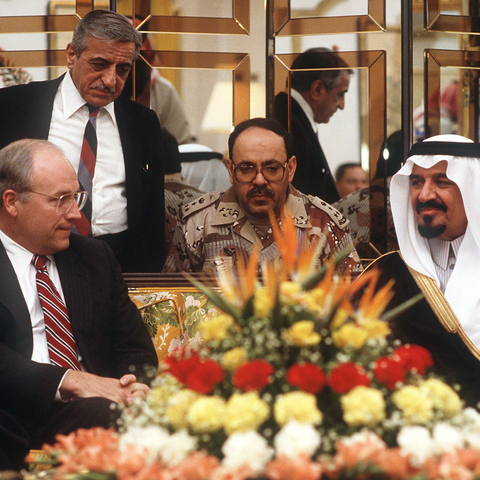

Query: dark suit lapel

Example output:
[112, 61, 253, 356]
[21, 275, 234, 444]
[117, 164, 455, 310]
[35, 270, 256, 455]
[0, 241, 33, 356]
[54, 244, 93, 363]
[114, 98, 146, 231]
[29, 75, 65, 139]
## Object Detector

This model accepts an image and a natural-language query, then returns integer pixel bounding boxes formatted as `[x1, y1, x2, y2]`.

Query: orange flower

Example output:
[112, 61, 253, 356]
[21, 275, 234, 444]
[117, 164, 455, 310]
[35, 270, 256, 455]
[264, 453, 322, 480]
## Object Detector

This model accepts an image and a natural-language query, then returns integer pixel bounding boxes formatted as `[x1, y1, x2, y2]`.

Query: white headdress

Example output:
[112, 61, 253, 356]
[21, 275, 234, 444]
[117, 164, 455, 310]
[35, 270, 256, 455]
[390, 134, 480, 346]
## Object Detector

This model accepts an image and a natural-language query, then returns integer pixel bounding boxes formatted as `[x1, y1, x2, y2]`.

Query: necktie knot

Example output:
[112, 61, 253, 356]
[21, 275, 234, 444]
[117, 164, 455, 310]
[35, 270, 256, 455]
[33, 254, 47, 272]
[86, 104, 100, 116]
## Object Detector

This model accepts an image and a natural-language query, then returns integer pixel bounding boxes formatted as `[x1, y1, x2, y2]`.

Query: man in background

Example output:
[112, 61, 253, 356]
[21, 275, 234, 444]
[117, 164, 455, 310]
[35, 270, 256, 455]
[164, 118, 361, 275]
[275, 47, 353, 204]
[0, 9, 165, 273]
[0, 139, 157, 471]
[335, 162, 368, 198]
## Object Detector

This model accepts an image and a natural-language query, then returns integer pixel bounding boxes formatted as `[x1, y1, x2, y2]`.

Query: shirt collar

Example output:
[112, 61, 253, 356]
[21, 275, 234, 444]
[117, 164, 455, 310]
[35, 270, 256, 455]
[0, 229, 55, 279]
[61, 71, 116, 126]
[428, 235, 464, 270]
[291, 88, 318, 134]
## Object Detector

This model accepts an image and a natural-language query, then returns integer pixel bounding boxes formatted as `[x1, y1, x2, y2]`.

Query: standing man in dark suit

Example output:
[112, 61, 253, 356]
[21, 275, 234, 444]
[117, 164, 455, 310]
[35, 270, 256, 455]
[275, 48, 353, 204]
[0, 139, 158, 471]
[0, 9, 165, 273]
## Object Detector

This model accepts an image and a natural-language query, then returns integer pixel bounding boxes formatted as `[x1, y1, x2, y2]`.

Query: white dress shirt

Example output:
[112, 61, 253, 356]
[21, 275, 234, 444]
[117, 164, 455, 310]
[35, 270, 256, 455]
[48, 72, 128, 236]
[0, 230, 65, 363]
[428, 235, 464, 294]
[291, 88, 318, 134]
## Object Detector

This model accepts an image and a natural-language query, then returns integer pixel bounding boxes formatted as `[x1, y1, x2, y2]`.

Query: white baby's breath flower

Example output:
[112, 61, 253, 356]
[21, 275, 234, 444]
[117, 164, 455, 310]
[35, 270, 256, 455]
[222, 430, 274, 475]
[119, 425, 171, 463]
[454, 408, 480, 448]
[397, 426, 436, 467]
[432, 423, 464, 454]
[274, 420, 321, 458]
[159, 430, 198, 467]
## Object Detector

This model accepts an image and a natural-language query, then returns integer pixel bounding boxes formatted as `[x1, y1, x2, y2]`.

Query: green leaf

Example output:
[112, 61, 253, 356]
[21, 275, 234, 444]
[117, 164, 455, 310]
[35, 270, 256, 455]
[185, 274, 243, 323]
[380, 293, 424, 322]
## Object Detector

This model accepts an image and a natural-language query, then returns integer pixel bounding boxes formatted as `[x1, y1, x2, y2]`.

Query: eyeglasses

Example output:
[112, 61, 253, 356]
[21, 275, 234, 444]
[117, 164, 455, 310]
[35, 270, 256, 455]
[29, 190, 88, 214]
[232, 160, 289, 183]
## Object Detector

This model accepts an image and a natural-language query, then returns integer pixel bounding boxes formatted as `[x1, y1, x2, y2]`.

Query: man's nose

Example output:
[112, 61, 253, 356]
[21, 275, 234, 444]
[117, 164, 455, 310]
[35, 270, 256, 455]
[102, 66, 117, 90]
[417, 181, 437, 202]
[252, 169, 268, 185]
[65, 201, 82, 221]
[338, 97, 345, 110]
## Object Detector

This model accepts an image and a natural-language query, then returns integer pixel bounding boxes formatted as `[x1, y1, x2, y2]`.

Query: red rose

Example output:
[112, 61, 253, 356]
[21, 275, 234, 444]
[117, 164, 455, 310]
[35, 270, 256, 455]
[372, 356, 406, 390]
[328, 362, 371, 394]
[185, 358, 225, 394]
[393, 344, 434, 375]
[233, 359, 274, 391]
[164, 351, 202, 385]
[286, 363, 327, 394]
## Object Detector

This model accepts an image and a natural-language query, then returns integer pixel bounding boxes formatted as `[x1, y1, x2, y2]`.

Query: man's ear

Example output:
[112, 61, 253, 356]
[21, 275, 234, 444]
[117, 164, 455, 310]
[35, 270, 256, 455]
[226, 158, 235, 184]
[66, 43, 76, 69]
[2, 190, 20, 217]
[310, 79, 326, 101]
[287, 156, 297, 182]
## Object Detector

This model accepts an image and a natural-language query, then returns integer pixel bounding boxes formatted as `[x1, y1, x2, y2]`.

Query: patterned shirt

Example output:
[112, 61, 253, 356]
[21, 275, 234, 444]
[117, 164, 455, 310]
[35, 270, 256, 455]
[163, 185, 362, 275]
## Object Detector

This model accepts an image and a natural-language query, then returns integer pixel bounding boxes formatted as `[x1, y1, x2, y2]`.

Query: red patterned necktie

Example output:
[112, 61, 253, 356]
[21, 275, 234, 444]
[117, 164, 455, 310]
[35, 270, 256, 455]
[74, 104, 100, 236]
[33, 255, 81, 370]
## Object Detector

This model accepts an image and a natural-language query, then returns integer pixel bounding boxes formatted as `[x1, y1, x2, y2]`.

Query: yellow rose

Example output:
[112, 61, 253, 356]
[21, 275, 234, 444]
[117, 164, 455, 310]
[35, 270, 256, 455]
[363, 318, 391, 340]
[146, 378, 179, 410]
[222, 347, 248, 371]
[223, 392, 270, 435]
[301, 289, 327, 314]
[330, 307, 351, 329]
[273, 391, 322, 427]
[186, 395, 226, 433]
[331, 324, 368, 349]
[340, 386, 386, 427]
[420, 378, 463, 417]
[253, 288, 273, 318]
[196, 313, 234, 342]
[392, 385, 434, 424]
[280, 281, 301, 305]
[165, 389, 200, 430]
[282, 320, 321, 347]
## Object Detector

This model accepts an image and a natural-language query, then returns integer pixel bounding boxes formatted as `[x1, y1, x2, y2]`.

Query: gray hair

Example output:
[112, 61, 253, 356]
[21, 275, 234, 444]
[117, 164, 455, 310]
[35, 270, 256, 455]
[291, 47, 353, 92]
[0, 139, 58, 206]
[71, 9, 142, 60]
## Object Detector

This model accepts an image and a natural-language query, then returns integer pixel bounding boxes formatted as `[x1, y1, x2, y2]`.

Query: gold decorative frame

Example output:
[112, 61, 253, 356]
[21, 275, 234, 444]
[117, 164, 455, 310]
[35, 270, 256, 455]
[425, 0, 479, 34]
[272, 0, 385, 36]
[425, 49, 480, 140]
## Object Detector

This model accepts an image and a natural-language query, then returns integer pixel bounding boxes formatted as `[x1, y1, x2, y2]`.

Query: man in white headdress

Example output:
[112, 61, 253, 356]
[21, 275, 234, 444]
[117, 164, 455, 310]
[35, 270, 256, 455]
[369, 134, 480, 406]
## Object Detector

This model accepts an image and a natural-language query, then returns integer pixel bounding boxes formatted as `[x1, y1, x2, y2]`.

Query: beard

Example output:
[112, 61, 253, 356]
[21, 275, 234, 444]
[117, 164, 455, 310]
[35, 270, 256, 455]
[417, 215, 447, 238]
[415, 200, 447, 238]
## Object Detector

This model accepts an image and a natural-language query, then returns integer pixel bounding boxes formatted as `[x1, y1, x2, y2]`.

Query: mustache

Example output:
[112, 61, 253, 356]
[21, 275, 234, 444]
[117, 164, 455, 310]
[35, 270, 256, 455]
[247, 185, 274, 198]
[416, 200, 447, 214]
[91, 83, 115, 94]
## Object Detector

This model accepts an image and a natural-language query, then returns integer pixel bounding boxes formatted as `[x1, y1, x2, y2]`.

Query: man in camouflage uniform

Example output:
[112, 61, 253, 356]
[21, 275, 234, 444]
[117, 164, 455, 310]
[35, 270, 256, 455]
[163, 118, 361, 274]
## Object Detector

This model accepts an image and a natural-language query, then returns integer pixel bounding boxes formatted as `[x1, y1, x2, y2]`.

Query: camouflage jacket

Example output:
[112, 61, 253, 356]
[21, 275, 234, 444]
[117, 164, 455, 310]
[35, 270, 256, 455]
[163, 185, 362, 274]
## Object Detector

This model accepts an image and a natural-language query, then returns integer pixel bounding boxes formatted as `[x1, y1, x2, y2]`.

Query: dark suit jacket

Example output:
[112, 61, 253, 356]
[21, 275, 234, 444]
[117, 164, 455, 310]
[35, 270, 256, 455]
[275, 92, 339, 204]
[365, 251, 480, 407]
[0, 75, 166, 273]
[0, 234, 157, 425]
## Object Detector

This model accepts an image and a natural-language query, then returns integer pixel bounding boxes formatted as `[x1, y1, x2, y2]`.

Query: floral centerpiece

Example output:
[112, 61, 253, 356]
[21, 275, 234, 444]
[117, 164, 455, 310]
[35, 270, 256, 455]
[34, 216, 480, 480]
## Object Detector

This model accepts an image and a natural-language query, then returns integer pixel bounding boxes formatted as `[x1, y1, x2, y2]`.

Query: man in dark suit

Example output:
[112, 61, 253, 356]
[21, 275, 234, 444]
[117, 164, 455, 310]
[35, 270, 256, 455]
[0, 9, 165, 273]
[0, 139, 158, 471]
[275, 48, 353, 204]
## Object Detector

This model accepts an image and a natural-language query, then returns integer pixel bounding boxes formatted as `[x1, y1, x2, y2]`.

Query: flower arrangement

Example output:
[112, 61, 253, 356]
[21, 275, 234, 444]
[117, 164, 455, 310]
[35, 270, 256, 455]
[34, 215, 480, 480]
